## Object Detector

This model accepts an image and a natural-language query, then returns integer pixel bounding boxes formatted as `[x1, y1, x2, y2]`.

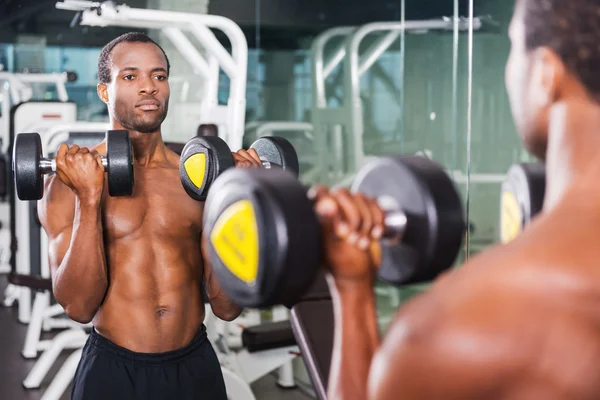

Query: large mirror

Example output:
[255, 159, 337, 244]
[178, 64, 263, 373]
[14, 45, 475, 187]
[0, 1, 523, 399]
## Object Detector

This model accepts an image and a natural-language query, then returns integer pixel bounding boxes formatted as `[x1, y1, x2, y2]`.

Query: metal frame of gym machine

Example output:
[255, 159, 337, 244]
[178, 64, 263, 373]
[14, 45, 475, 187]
[0, 71, 74, 154]
[0, 71, 73, 263]
[57, 0, 248, 150]
[309, 16, 512, 189]
[0, 72, 75, 288]
[312, 18, 475, 186]
[2, 77, 78, 315]
[10, 121, 105, 324]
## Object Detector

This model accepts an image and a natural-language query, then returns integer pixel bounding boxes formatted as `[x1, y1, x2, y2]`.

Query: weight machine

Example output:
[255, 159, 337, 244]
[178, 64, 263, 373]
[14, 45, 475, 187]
[311, 17, 483, 186]
[0, 70, 77, 154]
[243, 28, 357, 186]
[0, 71, 79, 281]
[1, 102, 79, 310]
[8, 120, 108, 325]
[56, 0, 248, 149]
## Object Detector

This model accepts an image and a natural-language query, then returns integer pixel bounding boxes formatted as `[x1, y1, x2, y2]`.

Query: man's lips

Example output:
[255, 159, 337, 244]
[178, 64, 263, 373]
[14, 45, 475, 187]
[138, 104, 159, 111]
[136, 100, 160, 111]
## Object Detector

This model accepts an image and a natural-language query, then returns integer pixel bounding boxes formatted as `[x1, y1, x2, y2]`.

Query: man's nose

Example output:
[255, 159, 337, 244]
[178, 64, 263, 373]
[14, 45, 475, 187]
[138, 76, 157, 95]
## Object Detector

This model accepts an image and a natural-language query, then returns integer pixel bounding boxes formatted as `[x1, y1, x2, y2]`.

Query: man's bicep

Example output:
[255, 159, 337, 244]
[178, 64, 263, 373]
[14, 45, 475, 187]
[37, 176, 75, 274]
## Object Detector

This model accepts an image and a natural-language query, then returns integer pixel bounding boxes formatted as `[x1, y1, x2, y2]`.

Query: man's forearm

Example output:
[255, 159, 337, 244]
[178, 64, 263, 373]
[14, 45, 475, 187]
[53, 199, 107, 323]
[327, 277, 380, 400]
[204, 262, 243, 321]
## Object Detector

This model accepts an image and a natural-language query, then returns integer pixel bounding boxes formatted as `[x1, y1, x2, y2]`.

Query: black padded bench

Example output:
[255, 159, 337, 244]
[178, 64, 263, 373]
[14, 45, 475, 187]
[241, 320, 296, 353]
[8, 273, 52, 292]
[290, 271, 334, 400]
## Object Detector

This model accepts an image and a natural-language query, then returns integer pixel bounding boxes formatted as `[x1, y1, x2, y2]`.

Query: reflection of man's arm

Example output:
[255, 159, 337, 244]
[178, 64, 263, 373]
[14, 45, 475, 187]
[308, 186, 385, 400]
[312, 184, 519, 400]
[327, 278, 380, 400]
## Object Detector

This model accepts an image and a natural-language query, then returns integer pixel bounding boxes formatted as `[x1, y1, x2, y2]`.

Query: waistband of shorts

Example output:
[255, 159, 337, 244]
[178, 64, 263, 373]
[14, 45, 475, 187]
[88, 324, 208, 366]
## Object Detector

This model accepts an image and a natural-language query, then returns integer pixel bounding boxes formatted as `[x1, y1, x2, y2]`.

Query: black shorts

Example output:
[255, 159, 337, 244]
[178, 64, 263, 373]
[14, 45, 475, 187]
[71, 325, 227, 400]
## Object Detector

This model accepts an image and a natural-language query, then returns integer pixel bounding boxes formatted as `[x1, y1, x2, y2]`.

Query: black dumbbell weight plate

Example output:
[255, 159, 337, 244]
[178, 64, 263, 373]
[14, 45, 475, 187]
[180, 136, 235, 201]
[250, 137, 300, 177]
[13, 133, 43, 201]
[203, 168, 321, 308]
[499, 163, 545, 244]
[351, 156, 465, 285]
[106, 130, 134, 197]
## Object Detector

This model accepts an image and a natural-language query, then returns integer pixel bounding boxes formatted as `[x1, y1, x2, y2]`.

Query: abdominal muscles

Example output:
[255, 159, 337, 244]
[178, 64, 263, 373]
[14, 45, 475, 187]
[93, 233, 205, 353]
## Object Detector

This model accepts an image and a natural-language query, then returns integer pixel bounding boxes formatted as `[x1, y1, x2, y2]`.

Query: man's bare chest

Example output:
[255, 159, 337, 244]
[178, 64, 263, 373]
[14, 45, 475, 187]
[100, 171, 204, 240]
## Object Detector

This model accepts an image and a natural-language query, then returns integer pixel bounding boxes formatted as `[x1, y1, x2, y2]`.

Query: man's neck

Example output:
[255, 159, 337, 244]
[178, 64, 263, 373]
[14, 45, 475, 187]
[544, 100, 600, 212]
[111, 122, 165, 167]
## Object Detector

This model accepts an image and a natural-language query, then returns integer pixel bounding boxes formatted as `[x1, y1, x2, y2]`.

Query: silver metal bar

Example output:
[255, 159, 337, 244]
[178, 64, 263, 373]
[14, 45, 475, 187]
[383, 211, 407, 239]
[464, 0, 475, 260]
[39, 159, 54, 174]
[261, 159, 272, 169]
[39, 156, 108, 174]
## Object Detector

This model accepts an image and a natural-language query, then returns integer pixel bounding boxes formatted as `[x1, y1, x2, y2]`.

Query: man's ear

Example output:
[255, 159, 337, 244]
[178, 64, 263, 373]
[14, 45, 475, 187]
[530, 47, 566, 105]
[97, 83, 109, 104]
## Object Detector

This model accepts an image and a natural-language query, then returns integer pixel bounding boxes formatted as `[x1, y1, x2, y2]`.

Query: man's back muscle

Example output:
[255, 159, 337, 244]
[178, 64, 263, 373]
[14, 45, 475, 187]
[371, 205, 600, 400]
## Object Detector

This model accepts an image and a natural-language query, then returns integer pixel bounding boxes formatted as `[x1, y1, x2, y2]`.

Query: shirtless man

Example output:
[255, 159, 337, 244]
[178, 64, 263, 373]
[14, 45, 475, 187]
[38, 32, 261, 399]
[310, 0, 600, 398]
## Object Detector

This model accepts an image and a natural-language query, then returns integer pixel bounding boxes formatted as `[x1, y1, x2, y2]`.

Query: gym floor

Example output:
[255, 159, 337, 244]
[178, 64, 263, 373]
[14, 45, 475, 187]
[0, 276, 312, 400]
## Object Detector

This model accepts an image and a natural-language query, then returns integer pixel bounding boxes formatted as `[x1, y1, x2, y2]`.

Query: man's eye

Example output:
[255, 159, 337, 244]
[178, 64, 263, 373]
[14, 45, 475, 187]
[123, 75, 134, 80]
[155, 75, 167, 81]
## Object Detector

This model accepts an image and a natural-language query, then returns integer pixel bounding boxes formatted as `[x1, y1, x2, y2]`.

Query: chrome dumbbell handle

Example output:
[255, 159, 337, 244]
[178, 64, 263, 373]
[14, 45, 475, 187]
[38, 156, 108, 174]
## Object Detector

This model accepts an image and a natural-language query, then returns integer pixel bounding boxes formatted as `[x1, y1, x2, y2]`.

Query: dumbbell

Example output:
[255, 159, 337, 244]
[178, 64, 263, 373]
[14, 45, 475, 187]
[179, 135, 300, 201]
[197, 123, 218, 137]
[499, 162, 545, 244]
[202, 155, 466, 308]
[13, 130, 134, 201]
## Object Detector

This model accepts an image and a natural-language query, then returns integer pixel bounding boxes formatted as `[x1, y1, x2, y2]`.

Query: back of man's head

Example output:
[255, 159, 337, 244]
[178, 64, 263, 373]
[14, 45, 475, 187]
[97, 32, 171, 84]
[520, 0, 600, 102]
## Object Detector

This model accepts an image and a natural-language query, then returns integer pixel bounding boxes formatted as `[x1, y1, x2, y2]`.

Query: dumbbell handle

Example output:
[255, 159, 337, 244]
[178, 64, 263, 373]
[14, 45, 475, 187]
[39, 156, 109, 174]
[383, 210, 408, 239]
[259, 157, 281, 170]
[308, 191, 407, 239]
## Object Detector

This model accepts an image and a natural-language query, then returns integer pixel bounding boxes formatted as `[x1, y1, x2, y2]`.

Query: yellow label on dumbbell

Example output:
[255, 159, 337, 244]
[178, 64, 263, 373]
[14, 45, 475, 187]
[184, 153, 207, 189]
[500, 191, 522, 244]
[210, 200, 259, 284]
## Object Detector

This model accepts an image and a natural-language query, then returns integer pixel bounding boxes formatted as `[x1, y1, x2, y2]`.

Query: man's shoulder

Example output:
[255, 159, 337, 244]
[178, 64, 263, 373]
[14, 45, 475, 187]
[371, 262, 539, 396]
[386, 238, 594, 362]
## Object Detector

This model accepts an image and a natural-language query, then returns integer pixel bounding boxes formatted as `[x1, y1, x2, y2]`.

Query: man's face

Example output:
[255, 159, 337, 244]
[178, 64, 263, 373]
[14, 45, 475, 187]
[98, 41, 170, 134]
[505, 5, 550, 160]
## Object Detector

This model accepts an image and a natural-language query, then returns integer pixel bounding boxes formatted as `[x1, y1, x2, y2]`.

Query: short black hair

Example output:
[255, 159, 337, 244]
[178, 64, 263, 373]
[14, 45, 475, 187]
[521, 0, 600, 100]
[97, 32, 171, 84]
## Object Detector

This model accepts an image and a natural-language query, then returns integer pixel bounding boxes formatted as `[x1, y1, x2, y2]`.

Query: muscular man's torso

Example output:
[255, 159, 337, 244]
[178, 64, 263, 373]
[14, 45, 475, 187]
[374, 191, 600, 399]
[92, 143, 205, 353]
